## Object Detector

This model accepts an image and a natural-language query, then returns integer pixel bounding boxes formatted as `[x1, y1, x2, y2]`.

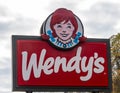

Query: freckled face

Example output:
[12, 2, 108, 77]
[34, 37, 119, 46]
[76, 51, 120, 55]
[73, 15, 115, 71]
[53, 21, 75, 41]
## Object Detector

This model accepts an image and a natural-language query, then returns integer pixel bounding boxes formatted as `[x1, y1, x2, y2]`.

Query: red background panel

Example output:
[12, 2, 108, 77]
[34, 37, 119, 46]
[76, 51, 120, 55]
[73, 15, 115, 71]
[16, 40, 108, 87]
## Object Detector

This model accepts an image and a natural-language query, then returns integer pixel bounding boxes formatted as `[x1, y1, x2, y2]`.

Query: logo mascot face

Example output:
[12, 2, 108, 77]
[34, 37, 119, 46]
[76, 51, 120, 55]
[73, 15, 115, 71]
[41, 8, 86, 50]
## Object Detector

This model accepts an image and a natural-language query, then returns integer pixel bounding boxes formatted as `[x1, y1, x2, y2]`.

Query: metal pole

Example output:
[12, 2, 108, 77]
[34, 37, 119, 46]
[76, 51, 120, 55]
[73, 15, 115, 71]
[92, 91, 99, 93]
[26, 91, 32, 93]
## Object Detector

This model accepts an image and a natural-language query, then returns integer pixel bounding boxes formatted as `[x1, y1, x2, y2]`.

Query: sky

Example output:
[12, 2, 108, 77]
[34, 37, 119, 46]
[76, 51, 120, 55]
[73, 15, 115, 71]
[0, 0, 120, 93]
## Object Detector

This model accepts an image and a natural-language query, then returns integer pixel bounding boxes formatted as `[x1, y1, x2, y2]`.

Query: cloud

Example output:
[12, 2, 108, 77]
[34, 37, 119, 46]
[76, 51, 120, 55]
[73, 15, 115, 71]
[81, 2, 120, 38]
[0, 58, 11, 93]
[46, 0, 80, 12]
[0, 5, 39, 93]
[0, 16, 39, 38]
[0, 6, 13, 33]
[0, 5, 39, 40]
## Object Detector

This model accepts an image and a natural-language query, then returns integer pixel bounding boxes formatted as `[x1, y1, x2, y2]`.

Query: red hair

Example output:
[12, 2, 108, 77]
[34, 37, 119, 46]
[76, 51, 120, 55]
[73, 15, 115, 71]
[50, 8, 78, 37]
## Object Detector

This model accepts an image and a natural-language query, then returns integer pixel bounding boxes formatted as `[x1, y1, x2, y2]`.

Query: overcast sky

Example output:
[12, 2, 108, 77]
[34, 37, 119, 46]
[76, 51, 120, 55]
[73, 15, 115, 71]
[0, 0, 120, 93]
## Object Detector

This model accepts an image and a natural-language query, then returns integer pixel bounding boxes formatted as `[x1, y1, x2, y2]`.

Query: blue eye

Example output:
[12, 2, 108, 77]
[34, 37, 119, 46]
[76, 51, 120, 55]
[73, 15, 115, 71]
[67, 26, 71, 29]
[57, 25, 62, 28]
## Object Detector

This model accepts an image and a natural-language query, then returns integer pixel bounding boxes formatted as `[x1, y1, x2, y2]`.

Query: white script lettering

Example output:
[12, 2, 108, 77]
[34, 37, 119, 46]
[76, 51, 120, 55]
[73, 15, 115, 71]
[22, 47, 105, 81]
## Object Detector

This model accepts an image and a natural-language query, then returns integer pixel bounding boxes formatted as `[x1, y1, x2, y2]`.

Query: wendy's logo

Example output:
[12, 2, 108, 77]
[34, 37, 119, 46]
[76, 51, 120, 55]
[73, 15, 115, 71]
[40, 8, 86, 49]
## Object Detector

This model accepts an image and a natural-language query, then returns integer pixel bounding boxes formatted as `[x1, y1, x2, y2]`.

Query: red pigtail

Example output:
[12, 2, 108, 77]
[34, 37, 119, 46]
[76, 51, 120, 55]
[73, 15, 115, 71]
[41, 34, 49, 40]
[79, 36, 87, 42]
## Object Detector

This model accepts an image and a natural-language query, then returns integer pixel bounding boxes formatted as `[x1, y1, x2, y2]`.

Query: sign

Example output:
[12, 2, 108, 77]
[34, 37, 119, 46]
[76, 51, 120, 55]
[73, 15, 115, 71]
[12, 8, 112, 92]
[12, 35, 112, 92]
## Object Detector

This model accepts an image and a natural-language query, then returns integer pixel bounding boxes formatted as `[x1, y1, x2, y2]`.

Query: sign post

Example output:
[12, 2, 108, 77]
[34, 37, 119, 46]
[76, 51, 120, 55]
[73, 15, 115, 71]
[12, 8, 112, 93]
[92, 92, 99, 93]
[26, 91, 32, 93]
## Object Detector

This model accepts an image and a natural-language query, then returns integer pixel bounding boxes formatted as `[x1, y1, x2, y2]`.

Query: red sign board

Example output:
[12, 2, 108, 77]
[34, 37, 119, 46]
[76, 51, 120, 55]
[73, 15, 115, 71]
[12, 35, 112, 92]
